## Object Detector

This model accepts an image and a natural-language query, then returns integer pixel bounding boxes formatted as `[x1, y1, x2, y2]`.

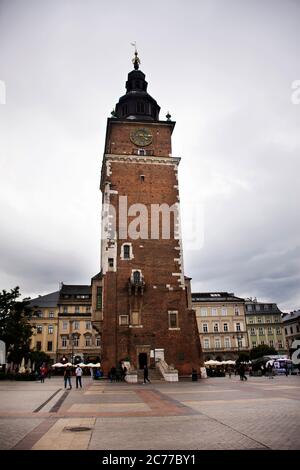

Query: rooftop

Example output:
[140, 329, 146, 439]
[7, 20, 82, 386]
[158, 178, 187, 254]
[192, 292, 245, 302]
[29, 291, 60, 308]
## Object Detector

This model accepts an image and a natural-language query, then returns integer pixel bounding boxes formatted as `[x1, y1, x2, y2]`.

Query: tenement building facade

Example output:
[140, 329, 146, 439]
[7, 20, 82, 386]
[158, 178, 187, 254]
[245, 298, 286, 354]
[29, 284, 100, 364]
[92, 50, 203, 375]
[192, 292, 249, 361]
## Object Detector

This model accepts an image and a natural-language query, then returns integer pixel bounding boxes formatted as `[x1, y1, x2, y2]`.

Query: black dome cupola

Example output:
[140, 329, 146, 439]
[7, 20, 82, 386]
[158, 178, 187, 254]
[114, 49, 160, 121]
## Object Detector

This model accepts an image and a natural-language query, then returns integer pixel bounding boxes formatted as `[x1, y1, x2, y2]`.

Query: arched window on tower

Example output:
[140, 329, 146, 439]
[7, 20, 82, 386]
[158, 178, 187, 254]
[133, 270, 141, 284]
[123, 244, 130, 259]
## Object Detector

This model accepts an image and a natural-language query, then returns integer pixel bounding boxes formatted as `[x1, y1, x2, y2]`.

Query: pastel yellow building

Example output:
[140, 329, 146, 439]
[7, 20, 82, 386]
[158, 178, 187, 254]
[192, 292, 249, 361]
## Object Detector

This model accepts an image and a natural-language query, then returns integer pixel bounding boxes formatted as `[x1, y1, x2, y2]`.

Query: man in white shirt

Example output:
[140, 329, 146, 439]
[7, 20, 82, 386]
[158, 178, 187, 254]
[75, 365, 83, 389]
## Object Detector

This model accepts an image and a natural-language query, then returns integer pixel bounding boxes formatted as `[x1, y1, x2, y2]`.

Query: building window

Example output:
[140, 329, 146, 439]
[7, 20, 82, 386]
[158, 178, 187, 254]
[269, 340, 274, 347]
[200, 308, 207, 317]
[36, 341, 42, 351]
[252, 341, 257, 348]
[249, 319, 254, 324]
[278, 340, 283, 348]
[62, 321, 68, 330]
[48, 325, 53, 334]
[256, 305, 261, 311]
[63, 307, 68, 314]
[74, 321, 80, 330]
[168, 311, 179, 329]
[62, 337, 67, 348]
[297, 325, 300, 333]
[75, 306, 80, 314]
[225, 337, 231, 348]
[133, 271, 141, 284]
[36, 325, 43, 334]
[47, 341, 53, 352]
[211, 308, 217, 316]
[276, 327, 281, 335]
[250, 327, 256, 336]
[221, 308, 227, 316]
[96, 336, 101, 346]
[123, 244, 130, 259]
[247, 305, 252, 311]
[49, 311, 54, 318]
[73, 336, 79, 347]
[264, 304, 269, 310]
[234, 307, 240, 316]
[35, 310, 43, 318]
[203, 339, 210, 349]
[238, 339, 243, 348]
[261, 340, 265, 345]
[96, 287, 102, 310]
[266, 318, 271, 323]
[213, 323, 219, 332]
[290, 326, 294, 334]
[267, 327, 273, 335]
[259, 327, 264, 336]
[108, 258, 114, 268]
[202, 323, 208, 333]
[223, 323, 228, 332]
[236, 323, 241, 332]
[86, 321, 91, 330]
[215, 338, 221, 349]
[140, 173, 145, 180]
[85, 336, 92, 347]
[76, 295, 90, 299]
[285, 327, 288, 335]
[86, 306, 91, 313]
[257, 317, 262, 323]
[119, 315, 129, 326]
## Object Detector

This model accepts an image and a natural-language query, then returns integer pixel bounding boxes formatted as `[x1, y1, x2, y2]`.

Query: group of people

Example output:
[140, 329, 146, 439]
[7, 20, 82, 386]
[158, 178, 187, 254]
[109, 363, 128, 382]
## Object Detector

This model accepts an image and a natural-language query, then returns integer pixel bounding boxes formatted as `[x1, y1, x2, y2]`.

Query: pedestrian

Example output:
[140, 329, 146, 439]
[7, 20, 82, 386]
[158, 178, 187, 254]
[143, 364, 151, 384]
[285, 364, 289, 377]
[267, 363, 274, 379]
[75, 365, 83, 389]
[239, 363, 247, 381]
[228, 367, 232, 379]
[64, 366, 72, 389]
[90, 367, 94, 380]
[40, 365, 46, 383]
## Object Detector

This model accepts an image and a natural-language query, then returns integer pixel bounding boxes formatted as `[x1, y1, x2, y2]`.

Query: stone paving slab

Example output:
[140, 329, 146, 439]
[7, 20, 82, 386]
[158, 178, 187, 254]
[0, 376, 299, 450]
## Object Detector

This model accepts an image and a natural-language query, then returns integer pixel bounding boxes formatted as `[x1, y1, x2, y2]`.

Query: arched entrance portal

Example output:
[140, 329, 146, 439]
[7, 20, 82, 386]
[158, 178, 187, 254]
[138, 353, 147, 369]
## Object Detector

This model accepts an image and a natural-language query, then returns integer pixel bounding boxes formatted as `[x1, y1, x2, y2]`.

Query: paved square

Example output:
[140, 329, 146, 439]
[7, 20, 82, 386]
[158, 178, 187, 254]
[0, 375, 299, 450]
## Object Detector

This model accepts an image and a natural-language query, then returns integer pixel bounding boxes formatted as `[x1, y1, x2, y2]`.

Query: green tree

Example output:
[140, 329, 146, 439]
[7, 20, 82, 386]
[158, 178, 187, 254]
[250, 344, 278, 360]
[236, 352, 250, 364]
[0, 287, 33, 363]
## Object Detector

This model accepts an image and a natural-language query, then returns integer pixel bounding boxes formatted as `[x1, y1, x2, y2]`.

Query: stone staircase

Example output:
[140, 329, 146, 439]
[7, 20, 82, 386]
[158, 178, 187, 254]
[137, 367, 164, 382]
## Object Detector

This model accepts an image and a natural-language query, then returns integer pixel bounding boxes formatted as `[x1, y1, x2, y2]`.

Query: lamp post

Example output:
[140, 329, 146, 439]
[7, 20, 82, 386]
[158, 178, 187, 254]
[70, 333, 75, 365]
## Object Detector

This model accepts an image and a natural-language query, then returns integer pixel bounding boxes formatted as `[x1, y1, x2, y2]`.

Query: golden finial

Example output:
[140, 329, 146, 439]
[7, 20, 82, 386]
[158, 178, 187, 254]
[131, 42, 141, 70]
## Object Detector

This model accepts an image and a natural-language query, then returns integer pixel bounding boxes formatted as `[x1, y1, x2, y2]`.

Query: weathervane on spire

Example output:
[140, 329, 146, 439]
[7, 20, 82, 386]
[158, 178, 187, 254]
[131, 42, 140, 70]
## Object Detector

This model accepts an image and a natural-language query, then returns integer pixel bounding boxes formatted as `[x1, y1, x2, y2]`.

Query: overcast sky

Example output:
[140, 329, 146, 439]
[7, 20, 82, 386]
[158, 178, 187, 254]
[0, 0, 299, 311]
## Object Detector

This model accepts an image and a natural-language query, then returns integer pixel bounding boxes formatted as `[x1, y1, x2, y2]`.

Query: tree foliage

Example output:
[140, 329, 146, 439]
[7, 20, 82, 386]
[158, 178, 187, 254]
[0, 287, 33, 363]
[250, 344, 278, 360]
[236, 352, 250, 364]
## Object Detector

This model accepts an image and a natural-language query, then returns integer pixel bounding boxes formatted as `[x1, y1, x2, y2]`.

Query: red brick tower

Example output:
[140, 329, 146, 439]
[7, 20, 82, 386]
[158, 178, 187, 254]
[98, 50, 202, 375]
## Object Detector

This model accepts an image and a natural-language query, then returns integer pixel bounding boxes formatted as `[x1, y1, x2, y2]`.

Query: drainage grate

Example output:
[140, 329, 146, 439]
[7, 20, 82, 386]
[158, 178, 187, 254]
[64, 427, 92, 432]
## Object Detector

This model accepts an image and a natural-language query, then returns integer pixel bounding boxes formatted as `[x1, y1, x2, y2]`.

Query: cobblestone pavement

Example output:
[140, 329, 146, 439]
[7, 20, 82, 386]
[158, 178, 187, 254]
[0, 375, 299, 450]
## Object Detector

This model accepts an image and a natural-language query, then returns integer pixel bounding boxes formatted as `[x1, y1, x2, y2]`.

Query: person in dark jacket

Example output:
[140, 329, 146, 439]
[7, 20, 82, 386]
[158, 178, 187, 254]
[143, 365, 151, 384]
[64, 366, 72, 389]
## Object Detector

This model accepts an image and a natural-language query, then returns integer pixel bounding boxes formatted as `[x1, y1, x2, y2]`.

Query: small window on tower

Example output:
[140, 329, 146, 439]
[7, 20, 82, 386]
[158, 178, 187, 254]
[108, 258, 114, 268]
[140, 174, 145, 181]
[138, 149, 145, 156]
[123, 245, 130, 259]
[133, 271, 141, 284]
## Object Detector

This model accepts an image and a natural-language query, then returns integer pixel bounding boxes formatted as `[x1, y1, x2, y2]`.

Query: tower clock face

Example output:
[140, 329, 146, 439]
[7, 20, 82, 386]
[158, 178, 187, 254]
[130, 128, 153, 147]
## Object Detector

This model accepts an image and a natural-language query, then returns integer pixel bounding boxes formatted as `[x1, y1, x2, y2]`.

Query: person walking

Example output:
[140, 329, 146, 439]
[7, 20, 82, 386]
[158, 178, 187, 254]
[228, 367, 232, 379]
[239, 363, 247, 381]
[40, 365, 46, 383]
[75, 365, 83, 389]
[143, 364, 151, 384]
[64, 366, 72, 389]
